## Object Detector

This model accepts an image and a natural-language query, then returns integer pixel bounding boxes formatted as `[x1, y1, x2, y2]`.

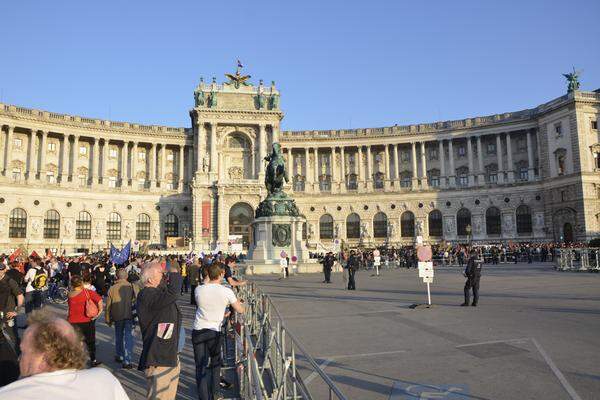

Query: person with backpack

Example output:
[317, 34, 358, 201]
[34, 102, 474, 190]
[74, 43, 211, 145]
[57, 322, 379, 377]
[23, 258, 47, 314]
[68, 274, 103, 367]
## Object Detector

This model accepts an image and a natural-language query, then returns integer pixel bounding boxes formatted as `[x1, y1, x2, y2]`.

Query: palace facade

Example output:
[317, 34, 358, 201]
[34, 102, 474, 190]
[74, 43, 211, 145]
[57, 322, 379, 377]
[0, 73, 599, 254]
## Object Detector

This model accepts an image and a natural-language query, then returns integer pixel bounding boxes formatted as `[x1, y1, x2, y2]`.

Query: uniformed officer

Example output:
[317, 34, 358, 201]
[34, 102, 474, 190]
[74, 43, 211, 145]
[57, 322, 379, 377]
[322, 252, 335, 283]
[461, 249, 482, 307]
[346, 250, 358, 290]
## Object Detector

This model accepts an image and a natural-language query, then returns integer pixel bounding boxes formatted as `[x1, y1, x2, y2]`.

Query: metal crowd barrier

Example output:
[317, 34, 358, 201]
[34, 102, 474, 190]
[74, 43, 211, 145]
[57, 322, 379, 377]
[555, 248, 600, 272]
[232, 282, 348, 400]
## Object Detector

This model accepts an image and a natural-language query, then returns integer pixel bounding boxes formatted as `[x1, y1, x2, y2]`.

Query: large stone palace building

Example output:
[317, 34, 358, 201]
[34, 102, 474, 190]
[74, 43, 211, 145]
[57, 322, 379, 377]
[0, 71, 599, 254]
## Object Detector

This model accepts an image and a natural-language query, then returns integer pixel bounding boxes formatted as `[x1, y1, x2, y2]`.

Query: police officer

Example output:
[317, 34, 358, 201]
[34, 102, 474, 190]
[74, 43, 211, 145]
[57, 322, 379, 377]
[346, 250, 358, 290]
[461, 249, 482, 307]
[322, 252, 334, 283]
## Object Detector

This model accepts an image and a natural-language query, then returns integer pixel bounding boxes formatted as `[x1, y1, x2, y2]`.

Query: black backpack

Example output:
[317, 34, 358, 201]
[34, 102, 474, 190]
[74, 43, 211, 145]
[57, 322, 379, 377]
[32, 268, 47, 290]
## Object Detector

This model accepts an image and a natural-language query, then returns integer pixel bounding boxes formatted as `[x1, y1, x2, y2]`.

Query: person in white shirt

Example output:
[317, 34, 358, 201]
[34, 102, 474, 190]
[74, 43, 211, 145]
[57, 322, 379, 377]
[23, 258, 48, 314]
[192, 262, 244, 400]
[0, 309, 129, 400]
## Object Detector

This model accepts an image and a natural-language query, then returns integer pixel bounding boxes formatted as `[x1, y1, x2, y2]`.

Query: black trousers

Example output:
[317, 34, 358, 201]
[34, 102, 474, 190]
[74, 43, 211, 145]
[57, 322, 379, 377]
[347, 269, 356, 290]
[464, 276, 480, 305]
[72, 320, 96, 361]
[192, 329, 222, 400]
[191, 284, 197, 305]
[324, 267, 331, 283]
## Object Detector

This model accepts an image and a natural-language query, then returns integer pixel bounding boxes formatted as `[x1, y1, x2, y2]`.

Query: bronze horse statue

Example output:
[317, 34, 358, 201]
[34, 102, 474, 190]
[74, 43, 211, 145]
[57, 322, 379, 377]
[264, 143, 288, 195]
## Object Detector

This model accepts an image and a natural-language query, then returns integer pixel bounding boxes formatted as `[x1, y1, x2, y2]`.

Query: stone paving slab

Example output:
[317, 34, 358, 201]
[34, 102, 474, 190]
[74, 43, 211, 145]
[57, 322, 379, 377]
[250, 263, 600, 400]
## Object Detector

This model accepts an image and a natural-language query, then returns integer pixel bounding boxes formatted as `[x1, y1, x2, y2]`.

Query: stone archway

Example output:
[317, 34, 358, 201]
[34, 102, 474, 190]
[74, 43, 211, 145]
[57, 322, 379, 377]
[229, 202, 254, 250]
[553, 208, 577, 242]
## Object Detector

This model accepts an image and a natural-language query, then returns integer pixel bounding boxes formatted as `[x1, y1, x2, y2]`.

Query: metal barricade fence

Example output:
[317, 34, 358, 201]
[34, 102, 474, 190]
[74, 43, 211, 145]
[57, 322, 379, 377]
[232, 282, 348, 400]
[555, 248, 600, 272]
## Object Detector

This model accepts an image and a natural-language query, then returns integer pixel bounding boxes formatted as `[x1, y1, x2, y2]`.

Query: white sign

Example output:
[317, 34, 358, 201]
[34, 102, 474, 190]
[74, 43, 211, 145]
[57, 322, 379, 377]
[416, 236, 423, 245]
[423, 276, 433, 284]
[374, 256, 381, 266]
[418, 261, 434, 279]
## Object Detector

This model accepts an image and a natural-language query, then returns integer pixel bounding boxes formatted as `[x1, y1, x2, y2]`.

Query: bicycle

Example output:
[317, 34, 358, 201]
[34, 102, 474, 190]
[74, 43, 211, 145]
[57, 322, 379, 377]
[47, 276, 69, 304]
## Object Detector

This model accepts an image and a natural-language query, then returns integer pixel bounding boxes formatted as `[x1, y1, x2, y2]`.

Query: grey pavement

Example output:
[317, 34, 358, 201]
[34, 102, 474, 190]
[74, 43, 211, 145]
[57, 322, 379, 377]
[250, 263, 600, 400]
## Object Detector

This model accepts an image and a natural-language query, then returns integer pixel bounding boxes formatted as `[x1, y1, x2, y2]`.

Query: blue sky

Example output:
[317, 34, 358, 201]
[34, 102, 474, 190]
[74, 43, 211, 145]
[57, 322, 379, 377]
[1, 1, 599, 131]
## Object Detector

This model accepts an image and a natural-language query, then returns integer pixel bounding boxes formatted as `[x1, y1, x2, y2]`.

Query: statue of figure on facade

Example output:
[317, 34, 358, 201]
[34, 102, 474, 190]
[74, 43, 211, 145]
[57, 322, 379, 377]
[360, 222, 370, 239]
[563, 67, 582, 93]
[415, 220, 424, 237]
[208, 90, 217, 108]
[387, 221, 395, 237]
[194, 87, 205, 106]
[264, 143, 288, 195]
[202, 154, 210, 173]
[256, 92, 266, 109]
[334, 223, 340, 239]
[269, 93, 280, 110]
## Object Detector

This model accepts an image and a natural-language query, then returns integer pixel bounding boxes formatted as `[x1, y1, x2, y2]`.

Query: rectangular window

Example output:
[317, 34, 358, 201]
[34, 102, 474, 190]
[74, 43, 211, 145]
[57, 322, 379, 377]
[458, 146, 466, 157]
[12, 169, 21, 182]
[401, 177, 412, 188]
[47, 142, 56, 152]
[14, 138, 22, 148]
[520, 168, 528, 180]
[138, 179, 145, 189]
[554, 122, 562, 137]
[429, 176, 440, 187]
[108, 177, 117, 188]
[166, 182, 174, 190]
[78, 175, 87, 186]
[79, 146, 87, 155]
[592, 120, 598, 130]
[458, 175, 468, 186]
[487, 143, 496, 155]
[488, 173, 497, 184]
[109, 148, 118, 158]
[46, 172, 55, 184]
[428, 148, 438, 160]
[139, 152, 146, 161]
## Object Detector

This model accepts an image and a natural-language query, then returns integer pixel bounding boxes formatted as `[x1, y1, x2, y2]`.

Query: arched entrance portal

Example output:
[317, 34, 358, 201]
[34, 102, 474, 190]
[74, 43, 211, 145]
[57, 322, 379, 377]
[563, 223, 573, 243]
[229, 203, 254, 250]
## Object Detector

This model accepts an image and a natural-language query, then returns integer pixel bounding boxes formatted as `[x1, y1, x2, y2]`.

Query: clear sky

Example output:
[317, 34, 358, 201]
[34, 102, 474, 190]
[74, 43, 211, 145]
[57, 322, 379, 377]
[1, 1, 599, 131]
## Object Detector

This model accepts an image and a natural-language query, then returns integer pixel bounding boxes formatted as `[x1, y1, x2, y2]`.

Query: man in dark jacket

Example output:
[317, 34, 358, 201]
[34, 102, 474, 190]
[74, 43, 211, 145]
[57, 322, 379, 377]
[461, 249, 482, 307]
[321, 252, 335, 283]
[137, 261, 183, 400]
[346, 251, 358, 290]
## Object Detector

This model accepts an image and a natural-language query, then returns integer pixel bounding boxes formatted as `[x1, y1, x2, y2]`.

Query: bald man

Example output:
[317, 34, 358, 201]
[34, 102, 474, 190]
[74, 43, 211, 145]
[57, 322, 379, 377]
[0, 310, 129, 399]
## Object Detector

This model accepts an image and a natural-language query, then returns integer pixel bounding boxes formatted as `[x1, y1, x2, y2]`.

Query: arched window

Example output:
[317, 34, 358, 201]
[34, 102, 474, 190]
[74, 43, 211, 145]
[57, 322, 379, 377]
[76, 211, 92, 240]
[401, 211, 415, 237]
[486, 207, 501, 235]
[346, 213, 361, 239]
[457, 208, 471, 236]
[319, 214, 333, 239]
[107, 212, 122, 241]
[428, 210, 443, 237]
[44, 210, 60, 239]
[164, 214, 179, 238]
[9, 208, 27, 238]
[516, 205, 533, 234]
[373, 212, 388, 238]
[136, 213, 151, 241]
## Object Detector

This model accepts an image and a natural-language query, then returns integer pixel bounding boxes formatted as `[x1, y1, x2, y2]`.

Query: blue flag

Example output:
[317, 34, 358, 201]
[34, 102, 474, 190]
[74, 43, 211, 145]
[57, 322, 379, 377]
[110, 240, 131, 265]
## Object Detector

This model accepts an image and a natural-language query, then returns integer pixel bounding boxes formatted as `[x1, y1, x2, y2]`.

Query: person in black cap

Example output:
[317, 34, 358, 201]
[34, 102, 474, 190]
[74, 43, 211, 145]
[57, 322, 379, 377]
[461, 248, 482, 307]
[321, 252, 335, 283]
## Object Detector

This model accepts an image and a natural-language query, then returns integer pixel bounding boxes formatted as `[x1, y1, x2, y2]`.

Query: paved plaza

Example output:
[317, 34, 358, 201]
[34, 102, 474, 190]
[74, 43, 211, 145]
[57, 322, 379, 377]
[252, 263, 600, 400]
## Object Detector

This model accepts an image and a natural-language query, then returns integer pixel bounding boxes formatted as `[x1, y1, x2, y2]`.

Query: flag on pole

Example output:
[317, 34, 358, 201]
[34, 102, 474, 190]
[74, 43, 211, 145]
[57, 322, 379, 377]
[237, 59, 243, 68]
[9, 248, 23, 263]
[110, 240, 131, 265]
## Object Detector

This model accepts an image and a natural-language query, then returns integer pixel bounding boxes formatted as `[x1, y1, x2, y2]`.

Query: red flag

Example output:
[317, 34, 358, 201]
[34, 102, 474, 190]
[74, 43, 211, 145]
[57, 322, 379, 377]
[9, 248, 22, 263]
[30, 251, 40, 259]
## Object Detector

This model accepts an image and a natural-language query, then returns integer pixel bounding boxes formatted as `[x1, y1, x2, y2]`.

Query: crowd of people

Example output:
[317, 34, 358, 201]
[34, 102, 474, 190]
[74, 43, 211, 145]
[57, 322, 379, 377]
[0, 251, 246, 400]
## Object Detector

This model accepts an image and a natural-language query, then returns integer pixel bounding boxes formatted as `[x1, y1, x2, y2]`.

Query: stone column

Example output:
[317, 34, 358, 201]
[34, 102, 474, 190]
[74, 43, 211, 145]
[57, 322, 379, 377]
[448, 139, 456, 187]
[60, 133, 69, 182]
[330, 146, 337, 190]
[420, 142, 428, 189]
[394, 143, 400, 186]
[340, 146, 346, 192]
[39, 131, 48, 178]
[496, 134, 504, 184]
[304, 147, 311, 189]
[91, 138, 99, 183]
[314, 148, 319, 190]
[477, 136, 485, 185]
[70, 135, 79, 182]
[101, 139, 108, 184]
[284, 148, 291, 181]
[258, 124, 266, 179]
[28, 129, 37, 181]
[160, 144, 167, 187]
[411, 142, 418, 188]
[439, 140, 446, 188]
[131, 142, 138, 186]
[467, 137, 475, 186]
[121, 141, 128, 187]
[3, 126, 13, 175]
[196, 122, 203, 174]
[358, 146, 364, 186]
[384, 144, 390, 189]
[188, 146, 194, 182]
[527, 130, 535, 181]
[149, 143, 156, 187]
[179, 145, 185, 189]
[506, 133, 514, 183]
[209, 123, 217, 178]
[366, 145, 372, 186]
